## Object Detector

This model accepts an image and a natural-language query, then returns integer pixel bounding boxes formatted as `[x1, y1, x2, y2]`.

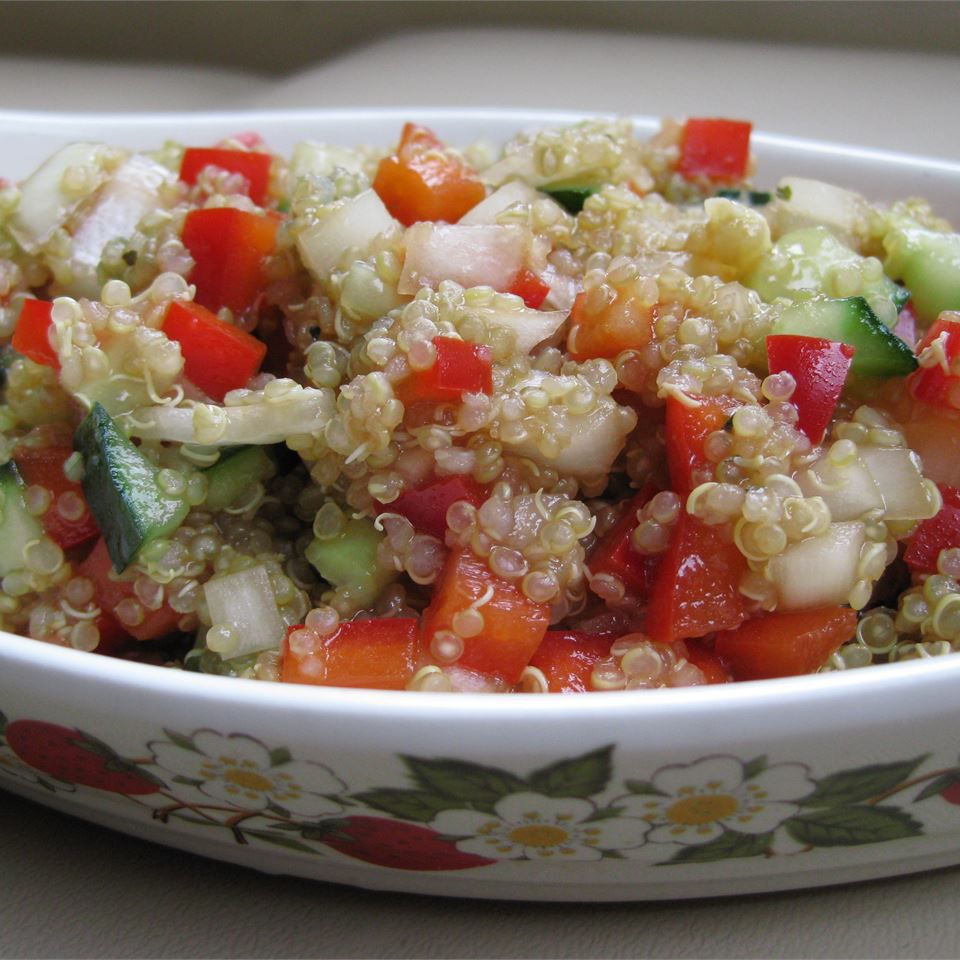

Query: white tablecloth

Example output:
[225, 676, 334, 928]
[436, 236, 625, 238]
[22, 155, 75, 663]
[2, 30, 959, 958]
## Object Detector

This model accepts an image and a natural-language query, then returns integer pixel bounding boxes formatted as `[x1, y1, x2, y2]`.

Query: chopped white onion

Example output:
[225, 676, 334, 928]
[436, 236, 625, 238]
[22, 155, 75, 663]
[124, 387, 334, 446]
[10, 142, 111, 252]
[297, 189, 398, 282]
[858, 446, 938, 521]
[204, 565, 285, 659]
[398, 223, 530, 295]
[797, 454, 884, 522]
[767, 521, 865, 609]
[288, 141, 364, 192]
[775, 177, 867, 245]
[458, 180, 543, 225]
[479, 303, 568, 354]
[68, 155, 175, 298]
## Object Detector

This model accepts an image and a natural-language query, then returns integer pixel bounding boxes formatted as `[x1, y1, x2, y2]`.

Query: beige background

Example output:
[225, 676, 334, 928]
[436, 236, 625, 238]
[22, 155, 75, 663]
[2, 5, 960, 957]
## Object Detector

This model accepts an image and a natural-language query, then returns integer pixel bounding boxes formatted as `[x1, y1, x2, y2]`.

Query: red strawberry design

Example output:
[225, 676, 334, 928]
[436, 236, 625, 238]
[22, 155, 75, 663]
[941, 782, 960, 805]
[6, 720, 162, 795]
[313, 815, 495, 871]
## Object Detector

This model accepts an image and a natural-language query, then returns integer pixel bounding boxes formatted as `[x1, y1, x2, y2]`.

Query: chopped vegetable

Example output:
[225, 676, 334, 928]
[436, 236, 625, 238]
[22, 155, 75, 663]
[11, 299, 57, 368]
[0, 462, 43, 576]
[179, 147, 272, 205]
[507, 268, 551, 309]
[396, 337, 492, 407]
[567, 280, 656, 361]
[527, 631, 612, 692]
[204, 564, 286, 659]
[909, 312, 960, 409]
[306, 517, 396, 611]
[665, 393, 741, 497]
[904, 485, 960, 573]
[380, 474, 489, 541]
[587, 485, 659, 596]
[884, 225, 960, 324]
[679, 118, 752, 181]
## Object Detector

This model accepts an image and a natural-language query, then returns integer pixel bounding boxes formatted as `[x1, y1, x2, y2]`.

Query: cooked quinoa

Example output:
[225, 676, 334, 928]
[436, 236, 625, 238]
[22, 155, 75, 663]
[0, 116, 958, 693]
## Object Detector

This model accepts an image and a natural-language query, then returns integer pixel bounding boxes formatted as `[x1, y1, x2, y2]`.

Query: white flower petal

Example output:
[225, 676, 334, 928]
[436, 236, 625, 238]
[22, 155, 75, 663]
[767, 827, 810, 856]
[526, 843, 603, 861]
[201, 777, 270, 810]
[724, 800, 799, 834]
[276, 792, 343, 818]
[431, 808, 504, 837]
[652, 756, 745, 796]
[192, 731, 271, 769]
[495, 791, 594, 825]
[647, 820, 724, 845]
[271, 759, 344, 796]
[745, 764, 816, 802]
[576, 816, 650, 850]
[456, 835, 525, 860]
[615, 794, 671, 821]
[150, 741, 212, 779]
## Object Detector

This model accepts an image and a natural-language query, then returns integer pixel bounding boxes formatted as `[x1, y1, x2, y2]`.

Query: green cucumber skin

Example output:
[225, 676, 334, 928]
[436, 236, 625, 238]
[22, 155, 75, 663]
[774, 296, 917, 379]
[74, 402, 187, 572]
[539, 183, 597, 214]
[203, 445, 276, 513]
[0, 461, 43, 576]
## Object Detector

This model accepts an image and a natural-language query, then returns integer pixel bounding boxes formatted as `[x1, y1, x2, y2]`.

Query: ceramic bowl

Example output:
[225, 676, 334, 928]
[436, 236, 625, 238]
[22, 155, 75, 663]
[2, 109, 960, 902]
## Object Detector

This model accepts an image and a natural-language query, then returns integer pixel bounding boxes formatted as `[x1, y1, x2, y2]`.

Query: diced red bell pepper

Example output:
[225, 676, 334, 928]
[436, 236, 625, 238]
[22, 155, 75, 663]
[281, 619, 420, 690]
[527, 631, 612, 692]
[422, 547, 550, 683]
[908, 314, 960, 410]
[162, 300, 267, 402]
[12, 299, 58, 368]
[78, 539, 181, 643]
[182, 207, 279, 315]
[508, 268, 550, 309]
[904, 484, 960, 573]
[396, 336, 492, 406]
[682, 639, 733, 684]
[91, 610, 134, 657]
[679, 118, 752, 181]
[766, 334, 855, 444]
[587, 483, 660, 597]
[13, 446, 99, 549]
[665, 393, 741, 497]
[179, 148, 273, 206]
[714, 606, 858, 681]
[645, 512, 748, 645]
[567, 281, 656, 361]
[372, 123, 485, 226]
[380, 474, 489, 541]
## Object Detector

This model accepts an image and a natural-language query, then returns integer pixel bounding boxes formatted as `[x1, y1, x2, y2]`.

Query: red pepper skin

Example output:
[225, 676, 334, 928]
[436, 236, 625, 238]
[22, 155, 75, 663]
[397, 337, 493, 406]
[181, 207, 278, 315]
[714, 606, 858, 681]
[162, 300, 266, 402]
[422, 548, 549, 683]
[281, 619, 420, 690]
[587, 483, 660, 597]
[179, 148, 272, 206]
[645, 512, 747, 645]
[527, 631, 612, 692]
[665, 394, 741, 498]
[766, 334, 855, 444]
[904, 484, 960, 573]
[508, 268, 550, 309]
[373, 123, 485, 226]
[908, 315, 960, 410]
[381, 475, 489, 541]
[12, 299, 58, 368]
[682, 639, 733, 684]
[679, 118, 752, 181]
[13, 446, 99, 549]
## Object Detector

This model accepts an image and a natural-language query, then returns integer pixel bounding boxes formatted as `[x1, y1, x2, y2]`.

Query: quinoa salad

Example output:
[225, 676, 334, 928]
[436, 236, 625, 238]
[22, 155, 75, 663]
[0, 116, 958, 694]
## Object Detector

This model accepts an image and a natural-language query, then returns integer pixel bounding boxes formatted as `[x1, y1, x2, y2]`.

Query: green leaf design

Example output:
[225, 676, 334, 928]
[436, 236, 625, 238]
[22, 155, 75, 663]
[784, 805, 923, 847]
[583, 805, 625, 822]
[916, 769, 960, 802]
[243, 828, 318, 855]
[527, 746, 613, 798]
[601, 848, 626, 859]
[160, 729, 198, 753]
[401, 756, 526, 811]
[623, 779, 668, 797]
[742, 756, 769, 781]
[0, 710, 7, 737]
[353, 788, 459, 823]
[800, 758, 927, 807]
[267, 821, 307, 832]
[171, 774, 203, 787]
[269, 747, 292, 767]
[663, 830, 773, 865]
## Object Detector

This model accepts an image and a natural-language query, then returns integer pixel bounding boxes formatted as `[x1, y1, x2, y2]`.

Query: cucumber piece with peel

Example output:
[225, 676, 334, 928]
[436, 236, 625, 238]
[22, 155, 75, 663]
[0, 462, 44, 576]
[884, 225, 960, 324]
[203, 445, 276, 513]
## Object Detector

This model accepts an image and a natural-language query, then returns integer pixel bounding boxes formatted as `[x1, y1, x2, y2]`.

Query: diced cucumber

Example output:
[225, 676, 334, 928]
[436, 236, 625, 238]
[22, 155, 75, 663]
[0, 462, 43, 576]
[305, 516, 396, 609]
[203, 445, 276, 512]
[883, 225, 960, 324]
[539, 180, 598, 214]
[772, 297, 917, 378]
[746, 226, 908, 326]
[713, 189, 772, 206]
[74, 402, 189, 571]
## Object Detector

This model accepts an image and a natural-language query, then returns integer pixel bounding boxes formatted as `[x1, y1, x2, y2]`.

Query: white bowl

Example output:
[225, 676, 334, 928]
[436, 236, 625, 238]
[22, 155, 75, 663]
[3, 109, 960, 902]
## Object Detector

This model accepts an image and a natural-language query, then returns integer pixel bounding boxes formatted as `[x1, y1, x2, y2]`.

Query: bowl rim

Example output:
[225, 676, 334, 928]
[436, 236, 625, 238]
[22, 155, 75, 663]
[2, 104, 959, 723]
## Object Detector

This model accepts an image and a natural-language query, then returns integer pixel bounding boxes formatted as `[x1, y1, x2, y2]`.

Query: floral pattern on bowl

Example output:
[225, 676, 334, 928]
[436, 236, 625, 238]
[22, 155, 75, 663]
[3, 706, 960, 872]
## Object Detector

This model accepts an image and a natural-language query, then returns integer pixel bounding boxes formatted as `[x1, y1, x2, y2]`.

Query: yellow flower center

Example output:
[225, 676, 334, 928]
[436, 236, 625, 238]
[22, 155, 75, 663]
[508, 824, 569, 848]
[223, 767, 274, 793]
[666, 792, 739, 825]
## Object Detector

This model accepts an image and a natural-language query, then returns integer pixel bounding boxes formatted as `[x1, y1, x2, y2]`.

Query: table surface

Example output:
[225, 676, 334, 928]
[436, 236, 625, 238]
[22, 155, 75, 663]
[1, 29, 959, 959]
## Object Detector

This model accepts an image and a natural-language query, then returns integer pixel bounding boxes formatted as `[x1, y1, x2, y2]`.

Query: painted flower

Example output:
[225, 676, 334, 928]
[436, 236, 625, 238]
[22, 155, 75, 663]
[430, 791, 649, 861]
[619, 756, 814, 845]
[149, 730, 344, 817]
